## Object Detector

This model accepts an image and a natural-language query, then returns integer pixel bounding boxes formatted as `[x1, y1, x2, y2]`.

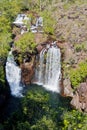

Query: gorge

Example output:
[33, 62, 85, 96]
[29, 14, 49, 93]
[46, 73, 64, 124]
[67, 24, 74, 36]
[6, 42, 61, 97]
[1, 0, 87, 129]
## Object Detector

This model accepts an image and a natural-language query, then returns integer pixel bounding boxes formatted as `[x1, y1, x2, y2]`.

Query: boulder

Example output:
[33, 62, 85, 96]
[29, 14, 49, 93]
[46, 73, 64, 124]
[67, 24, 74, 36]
[71, 82, 87, 112]
[63, 78, 73, 97]
[70, 92, 81, 111]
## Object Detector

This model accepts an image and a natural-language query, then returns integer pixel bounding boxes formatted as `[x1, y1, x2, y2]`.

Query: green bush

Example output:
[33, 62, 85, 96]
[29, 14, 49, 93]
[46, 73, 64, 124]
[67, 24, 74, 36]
[61, 110, 87, 130]
[2, 85, 71, 130]
[40, 11, 55, 35]
[0, 0, 21, 21]
[15, 33, 36, 54]
[70, 61, 87, 88]
[0, 66, 5, 83]
[17, 121, 30, 130]
[74, 42, 87, 52]
[75, 44, 83, 52]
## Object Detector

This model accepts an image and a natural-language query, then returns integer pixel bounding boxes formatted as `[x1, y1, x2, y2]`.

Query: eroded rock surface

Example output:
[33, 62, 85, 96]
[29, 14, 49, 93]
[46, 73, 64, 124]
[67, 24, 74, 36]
[71, 82, 87, 112]
[63, 79, 73, 97]
[20, 62, 34, 85]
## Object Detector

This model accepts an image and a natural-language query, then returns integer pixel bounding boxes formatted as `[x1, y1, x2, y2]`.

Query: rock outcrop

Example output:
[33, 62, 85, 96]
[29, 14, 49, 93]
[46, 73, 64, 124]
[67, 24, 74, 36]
[63, 78, 73, 97]
[20, 62, 34, 85]
[71, 82, 87, 112]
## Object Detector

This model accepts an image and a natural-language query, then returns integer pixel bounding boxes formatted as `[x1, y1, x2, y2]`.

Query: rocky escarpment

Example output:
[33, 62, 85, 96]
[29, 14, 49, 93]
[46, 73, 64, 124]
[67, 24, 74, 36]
[54, 3, 87, 112]
[12, 47, 36, 85]
[71, 82, 87, 112]
[11, 4, 87, 112]
[12, 33, 87, 112]
[57, 40, 87, 112]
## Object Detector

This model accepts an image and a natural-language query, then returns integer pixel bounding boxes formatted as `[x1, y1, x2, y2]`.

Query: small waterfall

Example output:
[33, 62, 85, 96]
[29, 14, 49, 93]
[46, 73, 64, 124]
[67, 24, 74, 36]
[34, 43, 61, 93]
[6, 51, 23, 97]
[37, 49, 46, 85]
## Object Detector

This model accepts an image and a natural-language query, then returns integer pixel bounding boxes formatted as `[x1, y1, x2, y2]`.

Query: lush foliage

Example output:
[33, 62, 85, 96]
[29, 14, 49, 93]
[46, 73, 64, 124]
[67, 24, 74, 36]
[0, 0, 21, 82]
[70, 61, 87, 88]
[2, 85, 87, 130]
[15, 33, 36, 53]
[1, 0, 87, 130]
[61, 110, 87, 130]
[2, 85, 71, 130]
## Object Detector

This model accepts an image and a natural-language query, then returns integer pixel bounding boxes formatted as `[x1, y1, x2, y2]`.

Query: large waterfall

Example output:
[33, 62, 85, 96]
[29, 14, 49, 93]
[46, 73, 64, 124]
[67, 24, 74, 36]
[6, 50, 23, 97]
[34, 43, 61, 93]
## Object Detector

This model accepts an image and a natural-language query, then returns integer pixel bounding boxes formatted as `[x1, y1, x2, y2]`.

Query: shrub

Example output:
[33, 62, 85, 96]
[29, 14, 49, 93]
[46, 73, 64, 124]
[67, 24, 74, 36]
[15, 33, 36, 54]
[40, 11, 55, 35]
[61, 110, 87, 130]
[75, 44, 83, 52]
[70, 61, 87, 88]
[74, 42, 87, 52]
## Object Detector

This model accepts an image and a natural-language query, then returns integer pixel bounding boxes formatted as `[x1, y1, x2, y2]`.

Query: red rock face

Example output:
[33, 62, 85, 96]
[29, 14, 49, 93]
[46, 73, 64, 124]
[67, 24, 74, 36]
[70, 82, 87, 112]
[36, 44, 43, 53]
[20, 63, 34, 85]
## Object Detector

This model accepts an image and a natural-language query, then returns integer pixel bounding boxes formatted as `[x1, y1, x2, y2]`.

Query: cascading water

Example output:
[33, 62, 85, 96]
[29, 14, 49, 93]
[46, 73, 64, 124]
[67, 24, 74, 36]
[6, 50, 23, 97]
[34, 42, 61, 93]
[36, 48, 46, 85]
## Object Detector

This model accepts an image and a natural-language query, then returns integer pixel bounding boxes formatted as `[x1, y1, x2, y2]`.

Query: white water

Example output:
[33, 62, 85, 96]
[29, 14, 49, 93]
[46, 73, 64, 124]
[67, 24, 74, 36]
[34, 43, 61, 93]
[13, 14, 29, 26]
[35, 49, 46, 85]
[6, 51, 23, 97]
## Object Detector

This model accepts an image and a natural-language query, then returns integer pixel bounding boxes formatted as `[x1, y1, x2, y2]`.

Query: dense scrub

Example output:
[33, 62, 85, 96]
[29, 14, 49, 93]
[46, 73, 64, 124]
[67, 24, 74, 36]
[1, 85, 87, 130]
[1, 85, 71, 130]
[0, 0, 21, 82]
[70, 61, 87, 88]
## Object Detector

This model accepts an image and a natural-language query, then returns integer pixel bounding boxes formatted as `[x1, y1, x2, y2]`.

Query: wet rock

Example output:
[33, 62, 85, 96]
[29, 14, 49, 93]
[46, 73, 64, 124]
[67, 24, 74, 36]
[20, 63, 34, 85]
[36, 44, 43, 53]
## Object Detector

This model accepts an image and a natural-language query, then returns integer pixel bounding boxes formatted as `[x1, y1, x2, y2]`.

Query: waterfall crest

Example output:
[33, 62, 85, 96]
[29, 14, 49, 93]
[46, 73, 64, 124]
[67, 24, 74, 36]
[6, 51, 23, 97]
[34, 43, 61, 93]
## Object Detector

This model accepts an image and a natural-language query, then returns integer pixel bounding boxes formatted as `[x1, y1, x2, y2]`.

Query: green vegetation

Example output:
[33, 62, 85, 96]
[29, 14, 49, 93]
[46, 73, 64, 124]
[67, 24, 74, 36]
[2, 85, 87, 130]
[14, 33, 37, 63]
[0, 0, 21, 82]
[61, 110, 87, 130]
[74, 42, 87, 52]
[2, 85, 71, 130]
[40, 10, 55, 35]
[0, 0, 55, 82]
[0, 0, 87, 130]
[0, 66, 5, 83]
[15, 33, 36, 53]
[70, 61, 87, 88]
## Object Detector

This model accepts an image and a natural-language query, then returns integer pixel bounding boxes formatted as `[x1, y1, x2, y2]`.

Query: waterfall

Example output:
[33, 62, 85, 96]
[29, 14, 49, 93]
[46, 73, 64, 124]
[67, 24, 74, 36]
[37, 48, 46, 85]
[6, 50, 23, 97]
[34, 43, 61, 93]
